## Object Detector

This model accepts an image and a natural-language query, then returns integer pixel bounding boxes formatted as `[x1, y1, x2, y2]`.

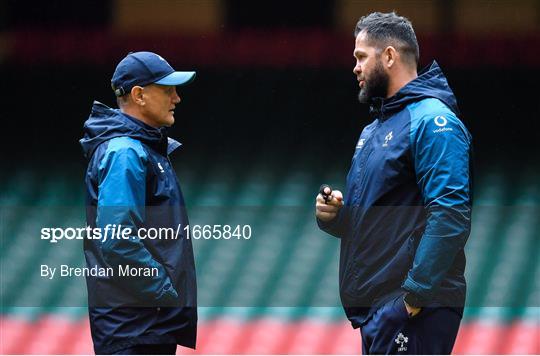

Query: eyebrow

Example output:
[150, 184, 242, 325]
[353, 50, 367, 57]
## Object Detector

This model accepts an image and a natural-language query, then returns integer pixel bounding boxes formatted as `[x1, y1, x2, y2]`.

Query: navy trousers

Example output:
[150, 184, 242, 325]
[360, 295, 462, 354]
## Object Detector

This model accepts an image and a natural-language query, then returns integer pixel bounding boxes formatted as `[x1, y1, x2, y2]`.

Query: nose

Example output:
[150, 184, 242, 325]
[172, 89, 181, 104]
[353, 61, 361, 76]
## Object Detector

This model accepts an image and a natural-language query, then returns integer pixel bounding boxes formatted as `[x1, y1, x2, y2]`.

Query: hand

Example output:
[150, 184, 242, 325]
[315, 187, 344, 222]
[403, 300, 422, 317]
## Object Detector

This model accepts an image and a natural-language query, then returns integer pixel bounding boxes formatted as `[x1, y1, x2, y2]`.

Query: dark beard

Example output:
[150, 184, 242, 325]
[357, 60, 389, 104]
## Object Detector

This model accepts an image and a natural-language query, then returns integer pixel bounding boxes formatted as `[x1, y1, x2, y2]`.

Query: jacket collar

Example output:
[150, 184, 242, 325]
[368, 61, 459, 121]
[80, 101, 182, 159]
[120, 112, 182, 156]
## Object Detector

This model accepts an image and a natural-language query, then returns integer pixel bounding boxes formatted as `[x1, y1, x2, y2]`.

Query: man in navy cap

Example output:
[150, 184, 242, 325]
[80, 52, 197, 355]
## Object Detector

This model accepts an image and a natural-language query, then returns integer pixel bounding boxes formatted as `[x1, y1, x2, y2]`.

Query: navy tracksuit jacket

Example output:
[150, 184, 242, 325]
[80, 102, 197, 354]
[318, 61, 473, 330]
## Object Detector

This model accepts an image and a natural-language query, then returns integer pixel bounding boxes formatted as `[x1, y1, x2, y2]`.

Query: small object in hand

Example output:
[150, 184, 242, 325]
[319, 184, 332, 203]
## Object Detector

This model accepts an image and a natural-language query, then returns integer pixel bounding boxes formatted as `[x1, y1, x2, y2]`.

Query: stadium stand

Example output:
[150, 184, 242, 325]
[0, 160, 538, 354]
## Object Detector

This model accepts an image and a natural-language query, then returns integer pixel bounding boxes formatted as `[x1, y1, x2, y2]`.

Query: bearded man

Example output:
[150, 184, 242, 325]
[315, 12, 473, 355]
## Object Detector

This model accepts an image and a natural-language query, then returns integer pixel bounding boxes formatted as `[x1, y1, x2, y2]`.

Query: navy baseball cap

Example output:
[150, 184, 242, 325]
[111, 51, 195, 97]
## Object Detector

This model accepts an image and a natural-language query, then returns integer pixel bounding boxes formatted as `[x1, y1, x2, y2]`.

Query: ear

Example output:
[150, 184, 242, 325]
[383, 46, 397, 68]
[130, 86, 145, 106]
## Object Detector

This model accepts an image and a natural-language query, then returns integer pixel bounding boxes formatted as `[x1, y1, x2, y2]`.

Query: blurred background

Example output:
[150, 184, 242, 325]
[1, 0, 539, 354]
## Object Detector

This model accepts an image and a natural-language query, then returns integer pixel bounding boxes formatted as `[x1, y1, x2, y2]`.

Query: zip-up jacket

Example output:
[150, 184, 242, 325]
[318, 61, 472, 327]
[80, 101, 197, 353]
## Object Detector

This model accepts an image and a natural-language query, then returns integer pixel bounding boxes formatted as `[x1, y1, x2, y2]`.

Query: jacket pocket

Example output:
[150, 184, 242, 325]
[385, 294, 410, 323]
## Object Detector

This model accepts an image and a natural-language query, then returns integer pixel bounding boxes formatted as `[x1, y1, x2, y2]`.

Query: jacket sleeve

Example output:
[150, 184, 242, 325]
[402, 110, 472, 303]
[317, 209, 345, 238]
[96, 139, 178, 304]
